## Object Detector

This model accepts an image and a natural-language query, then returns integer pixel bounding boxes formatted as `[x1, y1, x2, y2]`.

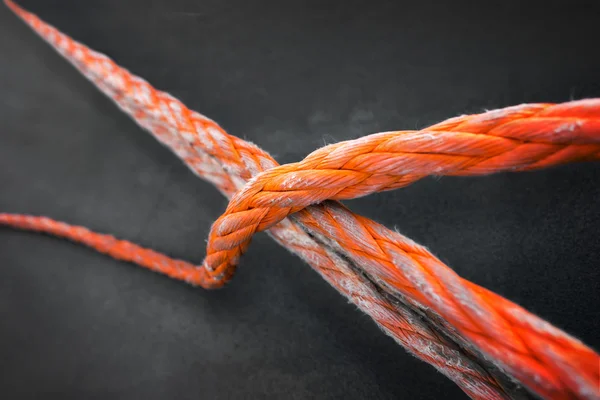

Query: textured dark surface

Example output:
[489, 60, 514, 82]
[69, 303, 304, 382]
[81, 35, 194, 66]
[1, 0, 599, 398]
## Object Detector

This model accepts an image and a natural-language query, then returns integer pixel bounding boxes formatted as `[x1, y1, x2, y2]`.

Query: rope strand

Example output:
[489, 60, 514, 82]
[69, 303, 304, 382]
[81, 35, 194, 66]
[2, 2, 522, 397]
[3, 1, 598, 399]
[0, 213, 520, 400]
[203, 101, 600, 285]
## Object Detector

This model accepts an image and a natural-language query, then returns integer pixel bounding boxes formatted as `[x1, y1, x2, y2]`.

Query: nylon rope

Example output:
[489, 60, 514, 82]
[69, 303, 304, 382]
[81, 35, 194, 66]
[2, 1, 598, 399]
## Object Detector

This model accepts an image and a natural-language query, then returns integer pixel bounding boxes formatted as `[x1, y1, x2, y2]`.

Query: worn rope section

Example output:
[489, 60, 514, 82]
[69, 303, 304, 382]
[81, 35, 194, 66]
[3, 1, 599, 399]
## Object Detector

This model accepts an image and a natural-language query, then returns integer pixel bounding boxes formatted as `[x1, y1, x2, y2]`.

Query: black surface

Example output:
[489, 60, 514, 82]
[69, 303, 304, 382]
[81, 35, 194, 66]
[1, 1, 599, 398]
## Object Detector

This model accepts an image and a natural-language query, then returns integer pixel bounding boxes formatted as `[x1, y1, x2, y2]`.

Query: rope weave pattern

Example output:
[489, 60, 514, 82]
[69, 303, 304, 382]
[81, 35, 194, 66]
[2, 2, 598, 399]
[205, 103, 600, 283]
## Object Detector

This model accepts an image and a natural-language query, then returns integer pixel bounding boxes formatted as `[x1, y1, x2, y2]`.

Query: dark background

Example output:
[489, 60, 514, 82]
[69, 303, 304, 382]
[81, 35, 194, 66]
[1, 0, 599, 398]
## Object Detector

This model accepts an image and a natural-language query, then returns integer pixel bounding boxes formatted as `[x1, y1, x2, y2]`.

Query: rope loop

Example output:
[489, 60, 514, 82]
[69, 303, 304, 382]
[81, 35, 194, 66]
[4, 1, 599, 398]
[202, 100, 600, 288]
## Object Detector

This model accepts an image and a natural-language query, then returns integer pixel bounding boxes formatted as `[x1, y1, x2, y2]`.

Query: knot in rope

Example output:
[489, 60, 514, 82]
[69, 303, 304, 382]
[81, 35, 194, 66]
[4, 1, 600, 397]
[201, 99, 600, 288]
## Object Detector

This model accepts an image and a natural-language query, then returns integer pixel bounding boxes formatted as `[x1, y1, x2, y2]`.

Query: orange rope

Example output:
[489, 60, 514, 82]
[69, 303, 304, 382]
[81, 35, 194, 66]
[2, 1, 599, 399]
[204, 101, 600, 286]
[0, 214, 519, 400]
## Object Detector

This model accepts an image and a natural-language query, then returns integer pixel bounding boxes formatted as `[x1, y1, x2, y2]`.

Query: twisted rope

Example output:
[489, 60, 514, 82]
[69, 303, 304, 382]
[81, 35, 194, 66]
[2, 1, 598, 399]
[0, 213, 520, 400]
[205, 102, 600, 284]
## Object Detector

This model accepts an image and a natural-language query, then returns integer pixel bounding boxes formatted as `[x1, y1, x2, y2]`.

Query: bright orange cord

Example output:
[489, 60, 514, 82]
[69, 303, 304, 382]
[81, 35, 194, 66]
[203, 101, 600, 287]
[0, 213, 518, 400]
[2, 1, 599, 399]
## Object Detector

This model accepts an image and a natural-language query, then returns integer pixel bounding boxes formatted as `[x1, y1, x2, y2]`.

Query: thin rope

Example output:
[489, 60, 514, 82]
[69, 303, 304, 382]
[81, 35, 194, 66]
[2, 1, 598, 399]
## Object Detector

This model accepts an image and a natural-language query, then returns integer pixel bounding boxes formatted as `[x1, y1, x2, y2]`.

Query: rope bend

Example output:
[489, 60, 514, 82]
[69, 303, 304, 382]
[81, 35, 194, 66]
[202, 101, 600, 286]
[3, 1, 600, 399]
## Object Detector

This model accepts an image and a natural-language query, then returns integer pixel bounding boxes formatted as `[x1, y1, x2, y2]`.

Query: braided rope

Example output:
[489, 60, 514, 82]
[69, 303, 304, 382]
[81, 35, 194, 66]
[0, 213, 520, 400]
[205, 102, 600, 283]
[2, 2, 517, 398]
[3, 1, 598, 399]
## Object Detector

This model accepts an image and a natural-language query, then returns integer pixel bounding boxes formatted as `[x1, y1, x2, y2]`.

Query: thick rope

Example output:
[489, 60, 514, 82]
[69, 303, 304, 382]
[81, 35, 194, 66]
[205, 102, 600, 284]
[2, 2, 519, 399]
[0, 213, 524, 400]
[2, 1, 598, 399]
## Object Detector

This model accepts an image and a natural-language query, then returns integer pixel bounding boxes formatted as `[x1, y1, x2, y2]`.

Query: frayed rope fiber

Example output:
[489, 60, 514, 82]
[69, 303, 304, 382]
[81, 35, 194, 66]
[2, 1, 599, 399]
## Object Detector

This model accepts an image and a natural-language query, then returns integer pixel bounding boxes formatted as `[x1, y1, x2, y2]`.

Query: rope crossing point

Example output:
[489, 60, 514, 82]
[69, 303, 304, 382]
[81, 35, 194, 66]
[2, 1, 599, 399]
[204, 103, 600, 286]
